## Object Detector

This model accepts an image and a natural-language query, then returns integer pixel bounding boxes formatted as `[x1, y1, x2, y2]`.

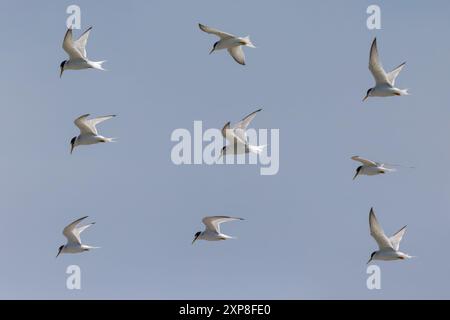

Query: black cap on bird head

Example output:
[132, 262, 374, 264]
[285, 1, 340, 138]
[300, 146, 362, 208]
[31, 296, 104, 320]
[70, 136, 76, 154]
[353, 166, 362, 180]
[367, 251, 376, 264]
[60, 60, 67, 78]
[192, 231, 201, 244]
[56, 245, 64, 258]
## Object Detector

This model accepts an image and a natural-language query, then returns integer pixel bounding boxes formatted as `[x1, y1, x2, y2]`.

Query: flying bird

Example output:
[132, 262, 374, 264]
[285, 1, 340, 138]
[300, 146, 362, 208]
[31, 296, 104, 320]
[70, 114, 116, 154]
[219, 109, 266, 160]
[56, 216, 99, 257]
[60, 27, 106, 77]
[351, 156, 395, 180]
[363, 38, 408, 101]
[199, 23, 256, 65]
[192, 216, 244, 244]
[367, 208, 413, 264]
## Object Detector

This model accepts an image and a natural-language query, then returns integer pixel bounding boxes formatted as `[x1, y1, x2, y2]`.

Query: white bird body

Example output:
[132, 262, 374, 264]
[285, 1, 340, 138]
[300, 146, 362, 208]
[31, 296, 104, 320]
[70, 114, 116, 153]
[57, 216, 99, 257]
[192, 216, 244, 244]
[220, 109, 266, 158]
[199, 23, 255, 65]
[60, 27, 106, 77]
[197, 230, 234, 241]
[351, 156, 395, 179]
[371, 248, 412, 261]
[367, 208, 413, 263]
[363, 38, 408, 101]
[63, 58, 105, 71]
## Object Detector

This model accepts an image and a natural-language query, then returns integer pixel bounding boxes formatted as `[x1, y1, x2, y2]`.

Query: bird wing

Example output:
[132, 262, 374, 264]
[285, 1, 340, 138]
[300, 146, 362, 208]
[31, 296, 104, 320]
[74, 114, 115, 135]
[389, 226, 407, 251]
[227, 46, 246, 65]
[232, 109, 262, 143]
[368, 38, 389, 85]
[351, 156, 377, 167]
[386, 62, 406, 86]
[85, 115, 116, 135]
[369, 208, 393, 250]
[74, 114, 95, 135]
[62, 28, 85, 60]
[198, 23, 235, 39]
[202, 216, 244, 233]
[73, 26, 92, 58]
[63, 216, 89, 245]
[221, 121, 238, 143]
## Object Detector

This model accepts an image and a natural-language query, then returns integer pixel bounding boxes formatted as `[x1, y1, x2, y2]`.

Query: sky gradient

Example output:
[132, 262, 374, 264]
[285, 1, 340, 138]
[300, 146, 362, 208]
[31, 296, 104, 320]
[1, 0, 450, 299]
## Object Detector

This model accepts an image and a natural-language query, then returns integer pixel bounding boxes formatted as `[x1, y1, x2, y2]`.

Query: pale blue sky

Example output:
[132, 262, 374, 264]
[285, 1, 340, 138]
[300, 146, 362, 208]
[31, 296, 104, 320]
[1, 0, 450, 299]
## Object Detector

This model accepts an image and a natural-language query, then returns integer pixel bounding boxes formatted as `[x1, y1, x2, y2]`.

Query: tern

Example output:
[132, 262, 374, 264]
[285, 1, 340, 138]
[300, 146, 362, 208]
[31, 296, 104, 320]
[70, 114, 116, 154]
[352, 156, 395, 180]
[219, 109, 266, 159]
[363, 38, 408, 101]
[367, 208, 413, 263]
[56, 216, 99, 257]
[199, 23, 256, 65]
[60, 27, 106, 77]
[192, 216, 244, 244]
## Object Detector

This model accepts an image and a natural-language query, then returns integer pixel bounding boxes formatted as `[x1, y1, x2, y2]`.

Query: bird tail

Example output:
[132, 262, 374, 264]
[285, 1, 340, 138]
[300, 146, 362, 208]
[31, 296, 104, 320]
[104, 137, 117, 143]
[399, 89, 409, 96]
[91, 60, 107, 71]
[84, 245, 101, 250]
[243, 36, 256, 48]
[249, 144, 266, 154]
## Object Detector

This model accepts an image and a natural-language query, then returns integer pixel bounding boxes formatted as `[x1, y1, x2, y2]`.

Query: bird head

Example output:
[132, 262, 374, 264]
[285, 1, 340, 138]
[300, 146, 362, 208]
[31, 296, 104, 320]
[56, 245, 64, 258]
[367, 251, 376, 264]
[60, 60, 67, 78]
[70, 136, 77, 154]
[363, 88, 372, 102]
[209, 42, 218, 54]
[353, 166, 362, 180]
[192, 231, 201, 245]
[216, 146, 227, 162]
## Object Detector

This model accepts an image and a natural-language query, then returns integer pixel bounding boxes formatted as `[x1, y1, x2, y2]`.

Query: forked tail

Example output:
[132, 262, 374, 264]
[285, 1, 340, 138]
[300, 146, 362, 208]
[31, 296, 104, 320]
[91, 60, 107, 71]
[243, 36, 256, 48]
[249, 144, 267, 154]
[399, 88, 409, 96]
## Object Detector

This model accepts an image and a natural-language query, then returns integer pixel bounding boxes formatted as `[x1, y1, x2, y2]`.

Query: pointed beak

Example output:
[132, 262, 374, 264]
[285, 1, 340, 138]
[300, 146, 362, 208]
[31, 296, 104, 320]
[56, 250, 61, 258]
[366, 258, 372, 264]
[60, 67, 64, 78]
[192, 235, 199, 245]
[209, 48, 215, 55]
[353, 171, 359, 180]
[362, 94, 369, 102]
[70, 143, 74, 154]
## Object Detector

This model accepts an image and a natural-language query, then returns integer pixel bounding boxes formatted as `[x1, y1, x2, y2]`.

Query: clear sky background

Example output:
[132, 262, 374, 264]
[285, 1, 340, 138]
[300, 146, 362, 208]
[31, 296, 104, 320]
[1, 0, 450, 299]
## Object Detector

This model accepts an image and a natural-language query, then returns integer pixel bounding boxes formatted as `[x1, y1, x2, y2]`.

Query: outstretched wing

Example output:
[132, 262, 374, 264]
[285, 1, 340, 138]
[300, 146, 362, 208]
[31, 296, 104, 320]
[74, 114, 115, 135]
[63, 216, 89, 245]
[351, 156, 377, 167]
[232, 109, 262, 143]
[73, 26, 92, 58]
[369, 38, 389, 85]
[62, 28, 84, 60]
[369, 208, 393, 250]
[386, 62, 406, 86]
[228, 46, 246, 65]
[198, 24, 235, 39]
[389, 226, 407, 251]
[202, 216, 244, 233]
